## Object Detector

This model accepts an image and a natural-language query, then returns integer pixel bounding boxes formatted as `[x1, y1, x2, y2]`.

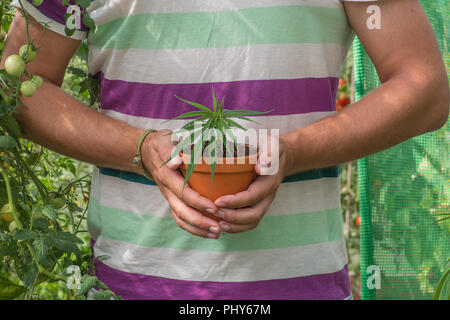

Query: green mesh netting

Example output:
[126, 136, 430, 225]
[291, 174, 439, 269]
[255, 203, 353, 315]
[354, 1, 450, 300]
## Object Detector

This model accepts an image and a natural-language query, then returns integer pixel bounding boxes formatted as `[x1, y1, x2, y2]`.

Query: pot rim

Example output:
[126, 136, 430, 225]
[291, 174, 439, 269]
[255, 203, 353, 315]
[180, 152, 258, 173]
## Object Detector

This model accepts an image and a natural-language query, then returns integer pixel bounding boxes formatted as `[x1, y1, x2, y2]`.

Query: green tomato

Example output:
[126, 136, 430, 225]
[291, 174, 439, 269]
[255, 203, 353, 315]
[20, 80, 38, 97]
[5, 54, 25, 77]
[0, 30, 6, 42]
[8, 221, 17, 233]
[30, 75, 44, 88]
[48, 194, 66, 210]
[1, 204, 21, 223]
[32, 0, 44, 6]
[19, 44, 37, 63]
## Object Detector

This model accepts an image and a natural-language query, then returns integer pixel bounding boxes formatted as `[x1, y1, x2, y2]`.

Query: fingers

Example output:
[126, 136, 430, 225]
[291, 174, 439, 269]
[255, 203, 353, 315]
[214, 175, 279, 209]
[145, 130, 219, 215]
[256, 134, 280, 176]
[216, 194, 275, 233]
[145, 130, 222, 238]
[160, 184, 222, 239]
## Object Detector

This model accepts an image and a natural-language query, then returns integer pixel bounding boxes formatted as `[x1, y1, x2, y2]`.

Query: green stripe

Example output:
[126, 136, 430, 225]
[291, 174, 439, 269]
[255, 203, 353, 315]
[89, 6, 351, 50]
[98, 166, 340, 186]
[89, 199, 344, 252]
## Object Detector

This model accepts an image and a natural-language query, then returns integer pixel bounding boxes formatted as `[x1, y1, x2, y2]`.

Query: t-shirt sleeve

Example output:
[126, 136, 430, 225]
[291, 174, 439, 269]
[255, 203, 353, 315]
[10, 0, 88, 40]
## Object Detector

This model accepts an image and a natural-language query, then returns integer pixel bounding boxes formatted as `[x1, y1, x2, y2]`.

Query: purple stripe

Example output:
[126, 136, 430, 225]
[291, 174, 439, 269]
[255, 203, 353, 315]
[26, 0, 89, 31]
[94, 258, 350, 300]
[99, 74, 339, 119]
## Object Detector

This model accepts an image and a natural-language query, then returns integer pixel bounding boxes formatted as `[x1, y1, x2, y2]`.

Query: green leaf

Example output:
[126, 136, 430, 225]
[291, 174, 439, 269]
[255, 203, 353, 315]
[212, 86, 217, 112]
[44, 232, 81, 257]
[223, 109, 273, 117]
[75, 43, 89, 62]
[41, 205, 58, 221]
[22, 263, 38, 289]
[14, 229, 39, 241]
[160, 110, 209, 125]
[182, 136, 205, 192]
[0, 115, 21, 137]
[82, 13, 96, 32]
[175, 95, 212, 113]
[0, 135, 17, 149]
[77, 275, 98, 297]
[33, 236, 50, 266]
[224, 118, 247, 131]
[77, 0, 91, 9]
[433, 267, 450, 300]
[161, 129, 202, 167]
[208, 134, 217, 185]
[175, 116, 209, 132]
[32, 218, 50, 231]
[67, 66, 86, 77]
[92, 290, 113, 300]
[0, 69, 20, 87]
[0, 243, 18, 261]
[64, 25, 76, 37]
[0, 276, 25, 300]
[55, 231, 84, 244]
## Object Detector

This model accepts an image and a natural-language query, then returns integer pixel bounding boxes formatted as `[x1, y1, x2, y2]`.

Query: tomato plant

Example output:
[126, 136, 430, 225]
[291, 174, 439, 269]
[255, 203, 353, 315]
[0, 0, 118, 300]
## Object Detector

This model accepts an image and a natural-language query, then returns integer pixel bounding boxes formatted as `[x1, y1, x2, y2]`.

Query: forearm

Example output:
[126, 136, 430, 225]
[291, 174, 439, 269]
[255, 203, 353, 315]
[283, 71, 449, 176]
[15, 79, 145, 174]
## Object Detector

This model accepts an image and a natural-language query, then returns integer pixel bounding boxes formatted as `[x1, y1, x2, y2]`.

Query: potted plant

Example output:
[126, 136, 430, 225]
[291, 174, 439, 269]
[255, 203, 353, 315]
[162, 88, 271, 221]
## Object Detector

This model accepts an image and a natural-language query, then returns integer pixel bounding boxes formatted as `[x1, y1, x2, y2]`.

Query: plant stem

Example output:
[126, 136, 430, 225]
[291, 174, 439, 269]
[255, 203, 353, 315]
[0, 166, 66, 283]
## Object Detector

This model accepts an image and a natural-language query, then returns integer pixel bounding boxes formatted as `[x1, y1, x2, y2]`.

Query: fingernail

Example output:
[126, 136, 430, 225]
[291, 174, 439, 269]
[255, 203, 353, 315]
[258, 160, 270, 168]
[207, 232, 218, 239]
[215, 202, 226, 208]
[209, 226, 219, 234]
[220, 223, 231, 232]
[215, 210, 225, 219]
[205, 208, 216, 215]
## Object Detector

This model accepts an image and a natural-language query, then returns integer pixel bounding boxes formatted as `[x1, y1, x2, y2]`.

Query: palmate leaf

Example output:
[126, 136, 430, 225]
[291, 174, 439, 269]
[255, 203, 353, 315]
[161, 87, 273, 191]
[161, 129, 202, 167]
[220, 119, 238, 152]
[182, 131, 206, 192]
[212, 86, 217, 112]
[160, 110, 210, 125]
[224, 118, 248, 132]
[174, 95, 212, 113]
[223, 109, 273, 117]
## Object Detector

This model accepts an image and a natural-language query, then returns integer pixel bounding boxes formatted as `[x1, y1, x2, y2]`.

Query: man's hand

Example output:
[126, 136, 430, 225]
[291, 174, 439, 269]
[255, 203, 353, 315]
[212, 135, 295, 233]
[141, 129, 223, 239]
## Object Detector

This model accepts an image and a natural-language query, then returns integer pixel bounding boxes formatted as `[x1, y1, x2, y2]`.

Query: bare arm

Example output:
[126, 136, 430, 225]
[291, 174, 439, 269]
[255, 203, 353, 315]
[213, 0, 449, 233]
[2, 10, 223, 238]
[282, 0, 449, 175]
[1, 11, 145, 174]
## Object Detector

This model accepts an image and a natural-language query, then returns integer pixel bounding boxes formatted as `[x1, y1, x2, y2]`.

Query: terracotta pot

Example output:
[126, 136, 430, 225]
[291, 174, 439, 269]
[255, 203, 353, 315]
[180, 152, 258, 221]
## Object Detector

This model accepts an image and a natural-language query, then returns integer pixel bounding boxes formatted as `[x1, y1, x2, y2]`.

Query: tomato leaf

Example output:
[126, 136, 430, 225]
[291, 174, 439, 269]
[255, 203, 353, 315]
[22, 263, 38, 289]
[0, 276, 25, 300]
[14, 229, 39, 241]
[0, 135, 17, 149]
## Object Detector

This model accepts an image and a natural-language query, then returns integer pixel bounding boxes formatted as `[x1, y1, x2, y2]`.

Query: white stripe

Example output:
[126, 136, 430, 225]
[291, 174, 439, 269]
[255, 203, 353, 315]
[11, 0, 87, 40]
[100, 109, 336, 135]
[89, 43, 348, 84]
[89, 0, 344, 26]
[93, 169, 340, 218]
[93, 237, 348, 281]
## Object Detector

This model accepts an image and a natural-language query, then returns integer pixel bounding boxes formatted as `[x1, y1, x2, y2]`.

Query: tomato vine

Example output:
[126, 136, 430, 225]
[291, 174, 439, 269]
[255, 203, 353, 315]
[0, 0, 117, 300]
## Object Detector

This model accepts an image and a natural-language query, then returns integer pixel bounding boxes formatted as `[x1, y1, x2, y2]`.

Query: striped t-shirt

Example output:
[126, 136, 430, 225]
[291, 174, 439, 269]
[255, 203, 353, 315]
[17, 0, 365, 300]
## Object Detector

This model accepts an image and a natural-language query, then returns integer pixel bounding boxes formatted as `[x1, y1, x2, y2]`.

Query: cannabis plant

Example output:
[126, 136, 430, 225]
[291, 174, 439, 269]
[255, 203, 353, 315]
[162, 88, 271, 190]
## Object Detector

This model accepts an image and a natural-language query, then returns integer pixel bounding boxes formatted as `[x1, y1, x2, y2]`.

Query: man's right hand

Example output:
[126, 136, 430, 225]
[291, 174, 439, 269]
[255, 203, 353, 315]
[141, 129, 223, 239]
